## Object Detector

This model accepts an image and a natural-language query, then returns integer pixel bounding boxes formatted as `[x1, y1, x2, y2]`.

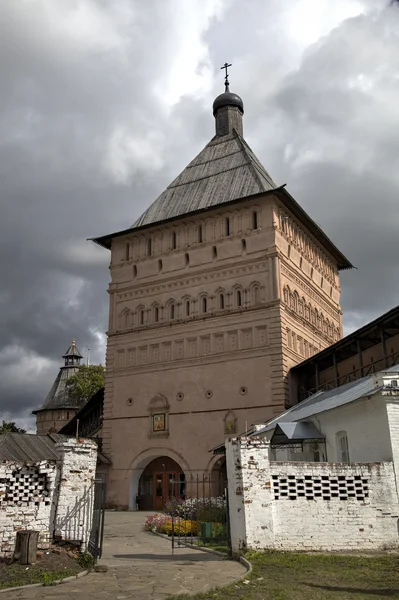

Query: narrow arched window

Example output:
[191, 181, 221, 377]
[219, 294, 225, 310]
[251, 211, 258, 230]
[236, 290, 242, 307]
[185, 252, 189, 266]
[139, 309, 144, 325]
[253, 286, 260, 305]
[125, 242, 130, 261]
[170, 304, 175, 320]
[185, 300, 190, 317]
[158, 259, 163, 272]
[212, 246, 217, 259]
[225, 217, 231, 237]
[154, 307, 159, 323]
[147, 238, 152, 257]
[242, 239, 246, 253]
[198, 225, 203, 243]
[133, 265, 137, 278]
[172, 231, 177, 250]
[202, 297, 207, 313]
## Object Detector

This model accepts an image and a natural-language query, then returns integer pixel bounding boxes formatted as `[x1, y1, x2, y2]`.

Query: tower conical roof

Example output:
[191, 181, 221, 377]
[62, 340, 82, 359]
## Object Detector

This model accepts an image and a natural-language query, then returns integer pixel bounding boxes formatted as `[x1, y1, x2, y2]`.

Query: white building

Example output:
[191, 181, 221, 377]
[254, 364, 399, 464]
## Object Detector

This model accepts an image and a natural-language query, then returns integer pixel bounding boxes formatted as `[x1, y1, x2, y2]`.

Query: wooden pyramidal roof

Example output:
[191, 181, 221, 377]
[91, 82, 352, 270]
[133, 130, 277, 227]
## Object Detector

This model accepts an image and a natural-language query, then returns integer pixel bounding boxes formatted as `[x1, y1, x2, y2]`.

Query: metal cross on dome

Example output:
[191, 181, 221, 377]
[221, 62, 232, 88]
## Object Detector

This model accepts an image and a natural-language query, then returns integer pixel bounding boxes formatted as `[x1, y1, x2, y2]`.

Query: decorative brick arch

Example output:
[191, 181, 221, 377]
[127, 447, 191, 511]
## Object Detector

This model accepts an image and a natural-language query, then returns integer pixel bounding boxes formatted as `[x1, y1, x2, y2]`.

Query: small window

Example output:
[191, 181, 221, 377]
[242, 239, 246, 253]
[219, 293, 225, 310]
[147, 238, 152, 257]
[236, 290, 242, 307]
[391, 380, 398, 387]
[185, 252, 189, 266]
[158, 259, 163, 272]
[154, 307, 159, 323]
[185, 300, 190, 317]
[139, 309, 144, 325]
[202, 297, 207, 313]
[172, 231, 177, 250]
[336, 431, 350, 462]
[133, 264, 137, 278]
[225, 217, 230, 237]
[253, 286, 260, 305]
[125, 242, 130, 261]
[212, 246, 217, 259]
[198, 225, 203, 243]
[251, 211, 258, 230]
[170, 304, 175, 320]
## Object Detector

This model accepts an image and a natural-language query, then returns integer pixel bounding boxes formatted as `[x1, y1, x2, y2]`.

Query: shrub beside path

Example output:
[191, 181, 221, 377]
[1, 511, 246, 600]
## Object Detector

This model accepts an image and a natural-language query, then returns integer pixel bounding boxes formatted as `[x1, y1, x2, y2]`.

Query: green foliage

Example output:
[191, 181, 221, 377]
[0, 421, 26, 434]
[76, 552, 95, 570]
[66, 364, 104, 404]
[196, 504, 226, 524]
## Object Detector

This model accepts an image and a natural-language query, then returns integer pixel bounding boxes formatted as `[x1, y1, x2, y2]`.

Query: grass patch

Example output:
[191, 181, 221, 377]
[168, 551, 399, 600]
[0, 549, 84, 590]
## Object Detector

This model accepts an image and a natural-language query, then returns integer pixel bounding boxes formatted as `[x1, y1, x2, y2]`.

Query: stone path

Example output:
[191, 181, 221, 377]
[1, 511, 245, 599]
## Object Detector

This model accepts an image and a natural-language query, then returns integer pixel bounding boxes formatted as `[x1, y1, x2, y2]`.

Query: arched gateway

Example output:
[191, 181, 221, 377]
[129, 449, 189, 511]
[138, 456, 185, 510]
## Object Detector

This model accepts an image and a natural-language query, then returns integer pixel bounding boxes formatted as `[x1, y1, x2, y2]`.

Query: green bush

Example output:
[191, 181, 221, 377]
[76, 552, 95, 570]
[196, 504, 226, 524]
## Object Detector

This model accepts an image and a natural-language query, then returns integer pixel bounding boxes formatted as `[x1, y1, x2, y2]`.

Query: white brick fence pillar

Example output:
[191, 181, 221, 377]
[54, 439, 97, 551]
[386, 399, 399, 502]
[226, 436, 274, 553]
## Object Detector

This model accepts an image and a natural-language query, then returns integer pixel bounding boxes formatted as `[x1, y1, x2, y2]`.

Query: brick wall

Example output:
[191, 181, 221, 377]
[226, 437, 399, 552]
[0, 438, 97, 557]
[0, 461, 59, 555]
[54, 439, 97, 552]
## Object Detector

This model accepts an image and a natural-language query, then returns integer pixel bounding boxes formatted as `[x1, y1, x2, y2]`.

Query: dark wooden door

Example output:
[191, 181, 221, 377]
[153, 472, 181, 510]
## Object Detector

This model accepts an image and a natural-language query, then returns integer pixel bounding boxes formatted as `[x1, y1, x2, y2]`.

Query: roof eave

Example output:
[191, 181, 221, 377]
[88, 186, 286, 250]
[275, 188, 353, 271]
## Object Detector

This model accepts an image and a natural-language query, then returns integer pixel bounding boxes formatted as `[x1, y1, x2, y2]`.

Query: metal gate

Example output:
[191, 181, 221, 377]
[169, 474, 232, 557]
[88, 477, 106, 559]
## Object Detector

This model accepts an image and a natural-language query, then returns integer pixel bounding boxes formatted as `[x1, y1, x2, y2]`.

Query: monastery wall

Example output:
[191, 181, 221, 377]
[226, 437, 399, 553]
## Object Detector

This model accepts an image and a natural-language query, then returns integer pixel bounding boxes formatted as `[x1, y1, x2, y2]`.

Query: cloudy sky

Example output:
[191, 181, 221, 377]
[0, 0, 397, 430]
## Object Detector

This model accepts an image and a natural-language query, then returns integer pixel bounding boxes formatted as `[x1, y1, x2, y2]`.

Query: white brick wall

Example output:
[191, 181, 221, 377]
[54, 439, 97, 552]
[0, 461, 59, 555]
[226, 437, 399, 552]
[0, 437, 97, 557]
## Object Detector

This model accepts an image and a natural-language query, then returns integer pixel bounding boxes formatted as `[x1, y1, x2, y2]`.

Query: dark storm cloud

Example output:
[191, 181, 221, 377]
[0, 0, 397, 428]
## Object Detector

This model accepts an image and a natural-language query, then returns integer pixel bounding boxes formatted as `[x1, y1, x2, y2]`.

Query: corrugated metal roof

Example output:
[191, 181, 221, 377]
[0, 433, 61, 462]
[133, 130, 277, 227]
[256, 372, 384, 435]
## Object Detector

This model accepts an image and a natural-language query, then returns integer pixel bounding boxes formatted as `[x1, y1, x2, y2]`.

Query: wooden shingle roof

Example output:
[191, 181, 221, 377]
[133, 130, 277, 227]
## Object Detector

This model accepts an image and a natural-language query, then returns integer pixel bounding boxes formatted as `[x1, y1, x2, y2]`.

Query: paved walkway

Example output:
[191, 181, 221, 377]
[2, 511, 245, 599]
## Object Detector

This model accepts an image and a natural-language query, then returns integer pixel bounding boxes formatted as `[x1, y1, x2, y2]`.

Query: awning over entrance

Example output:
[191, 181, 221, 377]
[270, 421, 325, 447]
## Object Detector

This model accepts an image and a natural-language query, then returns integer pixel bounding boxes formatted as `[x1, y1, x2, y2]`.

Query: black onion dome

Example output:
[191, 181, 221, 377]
[213, 88, 244, 116]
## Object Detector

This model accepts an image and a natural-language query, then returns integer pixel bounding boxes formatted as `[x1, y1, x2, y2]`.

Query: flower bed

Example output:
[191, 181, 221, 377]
[163, 496, 226, 520]
[144, 513, 200, 536]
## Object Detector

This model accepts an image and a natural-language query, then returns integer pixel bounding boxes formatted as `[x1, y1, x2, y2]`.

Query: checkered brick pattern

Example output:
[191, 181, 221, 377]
[272, 473, 369, 501]
[0, 468, 49, 507]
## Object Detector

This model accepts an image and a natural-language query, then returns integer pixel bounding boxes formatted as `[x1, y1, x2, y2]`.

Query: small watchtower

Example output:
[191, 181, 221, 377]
[33, 341, 84, 435]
